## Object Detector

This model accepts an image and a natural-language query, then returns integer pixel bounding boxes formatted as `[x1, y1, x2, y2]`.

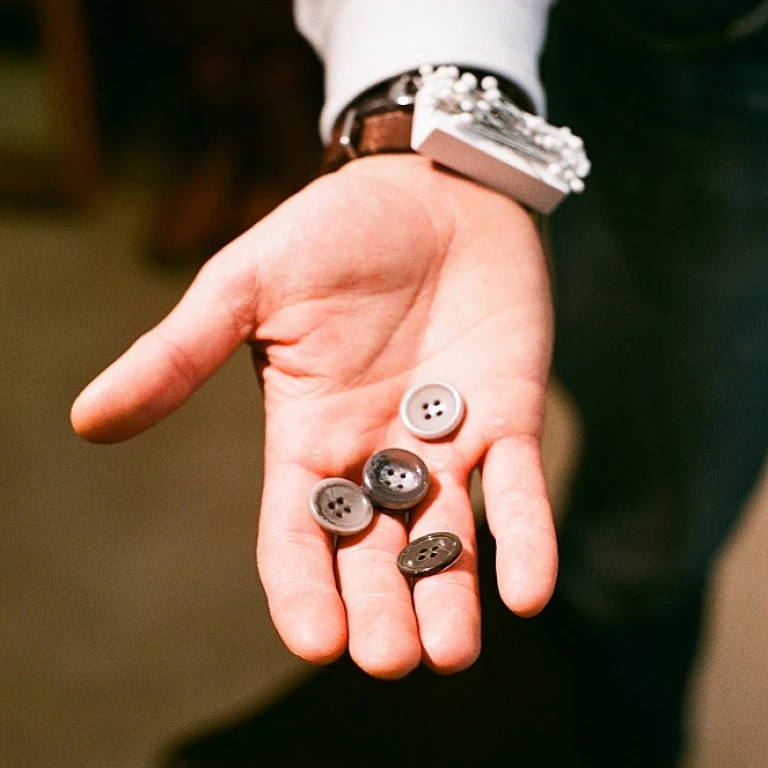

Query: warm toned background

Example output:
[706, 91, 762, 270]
[1, 2, 767, 767]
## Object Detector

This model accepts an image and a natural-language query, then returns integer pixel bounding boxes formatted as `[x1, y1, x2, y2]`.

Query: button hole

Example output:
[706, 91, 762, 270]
[433, 399, 441, 406]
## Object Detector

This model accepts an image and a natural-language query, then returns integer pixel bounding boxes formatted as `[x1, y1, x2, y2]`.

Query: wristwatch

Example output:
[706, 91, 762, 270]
[321, 65, 590, 215]
[322, 66, 534, 173]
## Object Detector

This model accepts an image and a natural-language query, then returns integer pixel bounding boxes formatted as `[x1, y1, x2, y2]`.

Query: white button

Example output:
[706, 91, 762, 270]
[399, 381, 465, 440]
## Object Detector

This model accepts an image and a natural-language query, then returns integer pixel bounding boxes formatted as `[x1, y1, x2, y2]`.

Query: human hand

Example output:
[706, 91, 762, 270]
[71, 154, 557, 679]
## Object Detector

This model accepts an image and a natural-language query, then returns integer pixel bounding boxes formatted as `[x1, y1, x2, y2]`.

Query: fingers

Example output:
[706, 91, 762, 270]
[410, 475, 481, 673]
[335, 472, 480, 677]
[256, 460, 348, 665]
[71, 254, 258, 442]
[482, 435, 558, 617]
[258, 430, 479, 677]
[336, 513, 421, 679]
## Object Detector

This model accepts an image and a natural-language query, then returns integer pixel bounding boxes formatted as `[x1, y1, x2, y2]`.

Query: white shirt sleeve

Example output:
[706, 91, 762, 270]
[294, 0, 555, 141]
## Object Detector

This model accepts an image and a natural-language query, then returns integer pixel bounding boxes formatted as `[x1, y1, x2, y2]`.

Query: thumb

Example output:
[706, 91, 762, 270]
[71, 247, 260, 443]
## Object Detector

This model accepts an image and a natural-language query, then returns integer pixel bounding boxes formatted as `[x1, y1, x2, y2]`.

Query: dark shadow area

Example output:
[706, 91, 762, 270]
[87, 0, 323, 266]
[160, 522, 579, 768]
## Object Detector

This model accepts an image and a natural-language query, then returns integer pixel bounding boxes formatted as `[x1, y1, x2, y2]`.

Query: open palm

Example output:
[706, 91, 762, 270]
[71, 154, 557, 679]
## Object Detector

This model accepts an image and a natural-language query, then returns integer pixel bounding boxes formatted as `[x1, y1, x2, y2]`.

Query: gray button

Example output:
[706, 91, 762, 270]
[362, 448, 430, 511]
[400, 381, 464, 440]
[309, 478, 374, 535]
[397, 532, 463, 577]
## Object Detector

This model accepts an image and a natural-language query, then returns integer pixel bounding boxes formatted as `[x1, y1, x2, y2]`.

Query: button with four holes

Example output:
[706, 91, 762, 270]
[400, 381, 465, 440]
[309, 478, 374, 535]
[397, 532, 463, 577]
[362, 448, 430, 511]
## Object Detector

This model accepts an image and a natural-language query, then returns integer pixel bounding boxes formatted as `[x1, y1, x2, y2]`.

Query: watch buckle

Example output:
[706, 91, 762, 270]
[339, 74, 419, 160]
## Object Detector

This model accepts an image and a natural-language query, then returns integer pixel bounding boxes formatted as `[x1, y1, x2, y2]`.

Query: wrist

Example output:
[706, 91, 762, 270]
[335, 153, 541, 241]
[321, 65, 590, 215]
[322, 67, 535, 175]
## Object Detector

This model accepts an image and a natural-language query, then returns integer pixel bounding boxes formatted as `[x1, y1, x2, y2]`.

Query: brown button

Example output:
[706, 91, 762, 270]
[362, 448, 430, 511]
[397, 532, 463, 577]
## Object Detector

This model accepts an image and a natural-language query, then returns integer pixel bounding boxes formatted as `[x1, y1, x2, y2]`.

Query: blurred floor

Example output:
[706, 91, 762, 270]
[1, 168, 767, 767]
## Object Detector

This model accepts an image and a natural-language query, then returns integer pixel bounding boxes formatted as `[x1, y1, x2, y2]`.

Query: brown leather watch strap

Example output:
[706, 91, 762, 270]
[321, 106, 413, 174]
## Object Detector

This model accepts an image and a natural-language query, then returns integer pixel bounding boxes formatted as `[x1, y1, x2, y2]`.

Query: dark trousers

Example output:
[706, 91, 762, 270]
[161, 6, 768, 768]
[543, 2, 768, 765]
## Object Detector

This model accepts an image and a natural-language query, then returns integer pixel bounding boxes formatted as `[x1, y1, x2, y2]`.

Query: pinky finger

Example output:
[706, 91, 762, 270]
[481, 435, 558, 617]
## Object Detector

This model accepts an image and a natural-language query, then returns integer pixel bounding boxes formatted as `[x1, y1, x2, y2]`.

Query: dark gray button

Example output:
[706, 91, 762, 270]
[362, 448, 430, 511]
[309, 478, 374, 535]
[400, 381, 464, 440]
[397, 532, 463, 576]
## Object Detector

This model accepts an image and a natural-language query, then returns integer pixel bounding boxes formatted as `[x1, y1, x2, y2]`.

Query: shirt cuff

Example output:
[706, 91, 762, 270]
[296, 0, 554, 142]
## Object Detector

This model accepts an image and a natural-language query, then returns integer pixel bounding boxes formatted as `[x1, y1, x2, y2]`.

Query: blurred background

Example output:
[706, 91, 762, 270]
[1, 1, 766, 766]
